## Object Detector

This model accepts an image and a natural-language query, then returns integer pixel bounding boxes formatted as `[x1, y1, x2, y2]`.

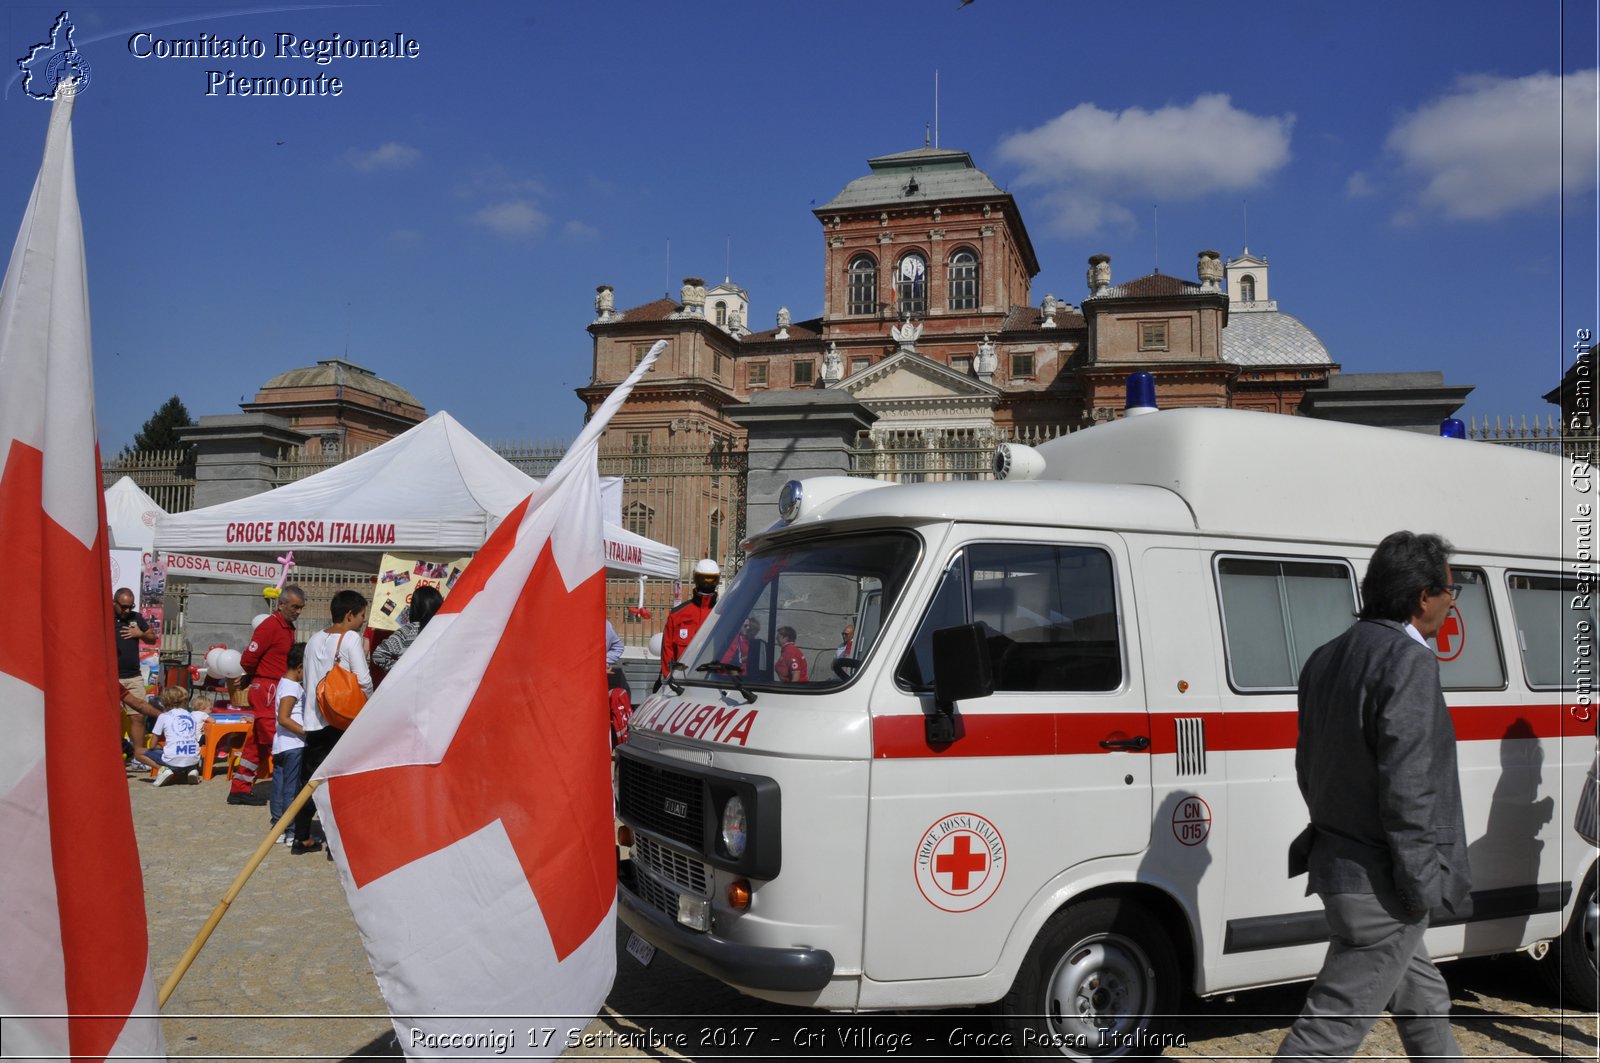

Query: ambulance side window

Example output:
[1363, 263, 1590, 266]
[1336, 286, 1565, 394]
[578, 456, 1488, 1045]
[1435, 568, 1506, 689]
[896, 553, 968, 689]
[1216, 556, 1356, 691]
[1508, 572, 1594, 689]
[897, 543, 1122, 693]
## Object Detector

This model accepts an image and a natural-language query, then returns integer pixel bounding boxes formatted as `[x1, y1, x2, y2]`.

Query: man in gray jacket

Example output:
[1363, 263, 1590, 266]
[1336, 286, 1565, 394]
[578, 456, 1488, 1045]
[1276, 531, 1469, 1062]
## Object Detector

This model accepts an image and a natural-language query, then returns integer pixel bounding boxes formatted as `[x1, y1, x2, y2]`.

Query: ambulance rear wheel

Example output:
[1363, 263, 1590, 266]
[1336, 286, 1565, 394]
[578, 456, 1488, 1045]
[1537, 865, 1598, 1012]
[997, 897, 1177, 1059]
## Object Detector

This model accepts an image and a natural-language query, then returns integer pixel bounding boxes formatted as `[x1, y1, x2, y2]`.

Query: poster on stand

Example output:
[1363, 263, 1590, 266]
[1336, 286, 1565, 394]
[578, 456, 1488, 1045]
[372, 553, 470, 632]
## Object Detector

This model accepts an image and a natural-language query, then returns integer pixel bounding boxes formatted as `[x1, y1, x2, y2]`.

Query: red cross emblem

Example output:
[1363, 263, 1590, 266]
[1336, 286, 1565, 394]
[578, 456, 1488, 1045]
[935, 833, 989, 893]
[1435, 606, 1465, 662]
[914, 813, 1007, 913]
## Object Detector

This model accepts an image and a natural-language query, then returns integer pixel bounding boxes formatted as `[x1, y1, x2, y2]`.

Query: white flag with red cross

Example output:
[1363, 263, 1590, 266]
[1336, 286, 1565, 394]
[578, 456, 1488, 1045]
[311, 341, 666, 1058]
[0, 85, 167, 1059]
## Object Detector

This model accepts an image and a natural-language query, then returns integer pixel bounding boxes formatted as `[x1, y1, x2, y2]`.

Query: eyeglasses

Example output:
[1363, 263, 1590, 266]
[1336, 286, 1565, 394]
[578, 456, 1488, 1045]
[1437, 584, 1462, 599]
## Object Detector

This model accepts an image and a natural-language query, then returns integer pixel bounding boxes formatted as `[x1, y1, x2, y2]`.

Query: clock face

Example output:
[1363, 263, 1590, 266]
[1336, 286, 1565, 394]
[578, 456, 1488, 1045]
[899, 255, 926, 281]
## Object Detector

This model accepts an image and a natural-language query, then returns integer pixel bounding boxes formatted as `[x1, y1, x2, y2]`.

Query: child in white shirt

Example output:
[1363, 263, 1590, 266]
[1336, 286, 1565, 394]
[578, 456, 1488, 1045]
[151, 686, 210, 787]
[269, 643, 307, 844]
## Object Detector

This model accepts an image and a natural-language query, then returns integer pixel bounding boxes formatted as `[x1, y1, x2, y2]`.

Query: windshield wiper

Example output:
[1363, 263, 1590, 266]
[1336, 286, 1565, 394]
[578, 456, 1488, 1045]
[698, 662, 758, 704]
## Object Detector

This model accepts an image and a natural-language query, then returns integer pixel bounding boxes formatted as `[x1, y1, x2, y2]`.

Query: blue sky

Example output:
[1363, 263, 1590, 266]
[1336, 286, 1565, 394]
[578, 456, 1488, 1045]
[2, 1, 1596, 452]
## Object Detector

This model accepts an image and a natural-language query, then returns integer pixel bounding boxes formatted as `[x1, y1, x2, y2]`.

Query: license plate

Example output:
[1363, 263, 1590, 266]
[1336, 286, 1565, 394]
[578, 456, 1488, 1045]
[626, 931, 656, 967]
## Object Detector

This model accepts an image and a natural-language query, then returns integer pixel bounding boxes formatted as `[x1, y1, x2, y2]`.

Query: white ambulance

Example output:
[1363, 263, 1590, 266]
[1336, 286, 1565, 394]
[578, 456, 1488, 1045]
[615, 406, 1596, 1058]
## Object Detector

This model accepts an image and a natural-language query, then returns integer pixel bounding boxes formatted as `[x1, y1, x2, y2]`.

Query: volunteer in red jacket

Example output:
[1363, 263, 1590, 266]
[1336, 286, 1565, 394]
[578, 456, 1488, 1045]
[229, 584, 306, 806]
[659, 559, 719, 680]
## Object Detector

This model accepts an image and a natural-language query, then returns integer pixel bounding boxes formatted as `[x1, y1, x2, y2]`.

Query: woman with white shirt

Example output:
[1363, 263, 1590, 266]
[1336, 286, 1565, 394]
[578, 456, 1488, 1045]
[290, 589, 374, 855]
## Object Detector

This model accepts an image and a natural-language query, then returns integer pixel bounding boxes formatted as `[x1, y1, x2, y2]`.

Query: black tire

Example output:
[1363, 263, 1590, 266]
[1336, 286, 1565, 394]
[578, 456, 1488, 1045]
[996, 897, 1179, 1060]
[1537, 864, 1598, 1012]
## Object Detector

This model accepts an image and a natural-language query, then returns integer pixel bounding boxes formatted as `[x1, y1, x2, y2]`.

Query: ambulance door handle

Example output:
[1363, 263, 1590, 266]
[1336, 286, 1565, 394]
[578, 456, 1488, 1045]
[1099, 735, 1150, 752]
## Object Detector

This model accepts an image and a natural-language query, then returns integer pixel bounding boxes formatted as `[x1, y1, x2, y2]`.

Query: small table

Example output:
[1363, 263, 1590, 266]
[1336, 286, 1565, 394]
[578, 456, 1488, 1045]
[200, 717, 253, 781]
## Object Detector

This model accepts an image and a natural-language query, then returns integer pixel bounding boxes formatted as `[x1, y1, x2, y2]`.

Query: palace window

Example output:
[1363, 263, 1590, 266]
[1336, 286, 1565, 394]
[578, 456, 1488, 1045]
[625, 501, 654, 538]
[948, 249, 978, 310]
[1139, 321, 1169, 352]
[632, 343, 654, 368]
[951, 355, 972, 376]
[1011, 353, 1035, 379]
[848, 255, 877, 315]
[793, 361, 814, 387]
[1238, 275, 1256, 302]
[714, 301, 728, 327]
[749, 362, 768, 387]
[850, 357, 871, 375]
[896, 252, 927, 316]
[628, 433, 650, 476]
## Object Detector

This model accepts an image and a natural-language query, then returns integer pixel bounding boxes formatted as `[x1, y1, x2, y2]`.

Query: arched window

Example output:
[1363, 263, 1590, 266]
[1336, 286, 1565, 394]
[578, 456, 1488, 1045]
[847, 255, 877, 315]
[1239, 275, 1256, 303]
[897, 252, 927, 316]
[714, 300, 728, 327]
[625, 500, 654, 538]
[948, 249, 978, 310]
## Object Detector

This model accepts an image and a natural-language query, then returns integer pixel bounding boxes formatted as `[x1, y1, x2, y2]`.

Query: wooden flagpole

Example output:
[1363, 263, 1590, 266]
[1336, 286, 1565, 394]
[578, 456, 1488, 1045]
[157, 777, 324, 1007]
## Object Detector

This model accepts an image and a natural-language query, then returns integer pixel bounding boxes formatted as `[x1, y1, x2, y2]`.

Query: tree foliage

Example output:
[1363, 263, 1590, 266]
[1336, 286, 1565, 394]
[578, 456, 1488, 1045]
[131, 395, 194, 454]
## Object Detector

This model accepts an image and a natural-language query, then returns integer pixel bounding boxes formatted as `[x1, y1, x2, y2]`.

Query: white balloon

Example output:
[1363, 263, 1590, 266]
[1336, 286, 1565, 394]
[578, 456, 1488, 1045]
[252, 614, 270, 630]
[205, 647, 226, 673]
[215, 648, 244, 679]
[647, 632, 664, 659]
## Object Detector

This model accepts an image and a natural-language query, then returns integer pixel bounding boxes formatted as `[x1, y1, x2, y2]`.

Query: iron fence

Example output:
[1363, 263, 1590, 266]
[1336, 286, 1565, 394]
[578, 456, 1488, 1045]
[850, 424, 1068, 482]
[1469, 414, 1593, 457]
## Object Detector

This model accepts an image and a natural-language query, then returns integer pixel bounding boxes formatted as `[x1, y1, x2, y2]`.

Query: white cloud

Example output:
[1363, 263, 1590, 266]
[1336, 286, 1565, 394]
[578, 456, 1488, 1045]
[1385, 69, 1598, 221]
[1345, 171, 1376, 198]
[471, 200, 549, 238]
[345, 141, 420, 171]
[562, 219, 599, 241]
[998, 94, 1294, 234]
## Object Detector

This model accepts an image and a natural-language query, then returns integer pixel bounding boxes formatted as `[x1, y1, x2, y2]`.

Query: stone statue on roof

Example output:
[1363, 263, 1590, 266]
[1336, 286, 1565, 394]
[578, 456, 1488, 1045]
[822, 342, 843, 383]
[890, 313, 923, 349]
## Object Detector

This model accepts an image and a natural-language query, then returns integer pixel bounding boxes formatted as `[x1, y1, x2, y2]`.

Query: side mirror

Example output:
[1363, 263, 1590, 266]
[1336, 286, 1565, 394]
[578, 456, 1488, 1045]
[928, 623, 993, 744]
[647, 632, 664, 659]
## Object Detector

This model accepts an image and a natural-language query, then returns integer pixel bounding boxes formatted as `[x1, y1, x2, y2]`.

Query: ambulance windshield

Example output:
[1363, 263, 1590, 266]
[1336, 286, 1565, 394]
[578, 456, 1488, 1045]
[681, 531, 919, 691]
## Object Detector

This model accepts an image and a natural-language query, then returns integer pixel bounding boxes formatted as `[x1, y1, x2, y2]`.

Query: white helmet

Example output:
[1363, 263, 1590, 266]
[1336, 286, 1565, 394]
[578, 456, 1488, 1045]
[691, 558, 720, 594]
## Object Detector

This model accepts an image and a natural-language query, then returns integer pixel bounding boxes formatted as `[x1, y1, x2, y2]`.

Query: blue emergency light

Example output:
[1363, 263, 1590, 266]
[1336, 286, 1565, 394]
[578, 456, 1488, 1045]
[1125, 372, 1157, 416]
[1439, 418, 1466, 439]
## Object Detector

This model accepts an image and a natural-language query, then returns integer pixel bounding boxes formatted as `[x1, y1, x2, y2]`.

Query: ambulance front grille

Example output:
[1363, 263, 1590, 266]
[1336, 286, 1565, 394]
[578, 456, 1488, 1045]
[634, 834, 709, 897]
[617, 755, 703, 851]
[1174, 716, 1207, 775]
[630, 864, 685, 922]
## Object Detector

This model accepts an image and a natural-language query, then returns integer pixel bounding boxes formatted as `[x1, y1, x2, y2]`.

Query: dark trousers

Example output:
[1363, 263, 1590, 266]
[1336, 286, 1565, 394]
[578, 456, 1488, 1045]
[292, 727, 341, 844]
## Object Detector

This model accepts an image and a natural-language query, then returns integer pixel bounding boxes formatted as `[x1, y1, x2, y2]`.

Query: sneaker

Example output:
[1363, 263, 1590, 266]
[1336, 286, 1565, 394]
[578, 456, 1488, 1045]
[226, 791, 269, 806]
[153, 767, 175, 787]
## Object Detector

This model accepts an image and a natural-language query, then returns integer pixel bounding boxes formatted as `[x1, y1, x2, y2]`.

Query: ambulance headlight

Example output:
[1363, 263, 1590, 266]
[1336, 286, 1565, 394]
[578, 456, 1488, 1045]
[777, 480, 803, 523]
[720, 795, 748, 858]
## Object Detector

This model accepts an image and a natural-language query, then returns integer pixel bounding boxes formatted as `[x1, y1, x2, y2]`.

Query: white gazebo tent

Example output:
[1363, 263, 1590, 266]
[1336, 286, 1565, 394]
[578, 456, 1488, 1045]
[105, 475, 167, 550]
[151, 412, 680, 579]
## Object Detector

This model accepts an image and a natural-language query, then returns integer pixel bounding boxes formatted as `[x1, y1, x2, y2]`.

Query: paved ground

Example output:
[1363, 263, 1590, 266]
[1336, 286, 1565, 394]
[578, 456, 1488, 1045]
[135, 771, 1597, 1060]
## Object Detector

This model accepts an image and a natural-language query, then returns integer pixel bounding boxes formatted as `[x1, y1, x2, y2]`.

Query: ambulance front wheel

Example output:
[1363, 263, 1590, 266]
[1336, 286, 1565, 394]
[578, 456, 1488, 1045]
[996, 896, 1178, 1060]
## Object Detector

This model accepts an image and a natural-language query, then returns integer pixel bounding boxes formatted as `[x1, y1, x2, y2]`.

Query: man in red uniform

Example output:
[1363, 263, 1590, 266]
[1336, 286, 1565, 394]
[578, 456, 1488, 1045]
[228, 584, 305, 806]
[659, 559, 719, 681]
